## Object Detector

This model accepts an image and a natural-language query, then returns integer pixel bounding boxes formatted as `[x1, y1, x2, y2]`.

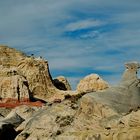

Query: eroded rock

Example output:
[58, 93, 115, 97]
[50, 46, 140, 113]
[80, 62, 140, 115]
[0, 111, 24, 140]
[0, 45, 26, 67]
[1, 45, 140, 140]
[53, 76, 71, 91]
[0, 46, 73, 103]
[15, 100, 77, 140]
[77, 74, 109, 93]
[0, 74, 30, 101]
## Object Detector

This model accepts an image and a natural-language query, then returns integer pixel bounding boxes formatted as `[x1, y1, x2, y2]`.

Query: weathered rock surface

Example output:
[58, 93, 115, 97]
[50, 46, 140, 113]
[17, 57, 72, 102]
[82, 62, 140, 115]
[15, 100, 77, 140]
[1, 45, 140, 140]
[0, 108, 11, 118]
[16, 57, 89, 102]
[0, 111, 24, 140]
[0, 45, 94, 104]
[0, 46, 30, 103]
[15, 62, 140, 140]
[1, 112, 24, 128]
[63, 61, 140, 139]
[0, 45, 26, 67]
[0, 45, 74, 103]
[0, 73, 30, 101]
[6, 105, 40, 120]
[77, 74, 109, 93]
[53, 76, 71, 91]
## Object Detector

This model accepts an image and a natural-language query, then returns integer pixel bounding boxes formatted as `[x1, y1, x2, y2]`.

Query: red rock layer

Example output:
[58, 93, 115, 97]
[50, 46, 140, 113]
[0, 98, 44, 108]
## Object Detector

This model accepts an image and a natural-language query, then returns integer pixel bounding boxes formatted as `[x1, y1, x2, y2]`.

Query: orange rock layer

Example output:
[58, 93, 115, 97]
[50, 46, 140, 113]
[0, 98, 44, 108]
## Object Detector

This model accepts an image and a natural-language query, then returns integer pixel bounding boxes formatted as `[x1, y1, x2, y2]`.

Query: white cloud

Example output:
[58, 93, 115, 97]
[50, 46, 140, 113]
[65, 19, 105, 31]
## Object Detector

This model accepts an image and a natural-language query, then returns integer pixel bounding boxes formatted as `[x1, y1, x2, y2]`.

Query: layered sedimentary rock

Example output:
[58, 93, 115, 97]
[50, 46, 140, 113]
[77, 74, 109, 93]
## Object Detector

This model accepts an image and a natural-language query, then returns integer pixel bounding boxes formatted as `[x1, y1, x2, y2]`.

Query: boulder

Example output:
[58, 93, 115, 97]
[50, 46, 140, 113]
[15, 100, 77, 140]
[1, 112, 24, 128]
[76, 74, 109, 93]
[0, 108, 11, 118]
[53, 76, 71, 91]
[8, 105, 40, 133]
[6, 105, 39, 120]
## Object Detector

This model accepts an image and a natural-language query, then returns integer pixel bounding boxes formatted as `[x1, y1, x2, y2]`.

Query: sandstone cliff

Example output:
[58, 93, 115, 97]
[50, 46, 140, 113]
[0, 45, 73, 103]
[0, 45, 107, 103]
[0, 45, 26, 67]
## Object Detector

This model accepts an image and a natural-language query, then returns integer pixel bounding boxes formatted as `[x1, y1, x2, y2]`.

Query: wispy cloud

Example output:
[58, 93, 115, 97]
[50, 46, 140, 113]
[79, 31, 100, 39]
[65, 19, 105, 31]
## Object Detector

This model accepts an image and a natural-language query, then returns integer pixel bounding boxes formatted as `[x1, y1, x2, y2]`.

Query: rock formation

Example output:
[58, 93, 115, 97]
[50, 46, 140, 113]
[0, 45, 74, 103]
[0, 45, 26, 67]
[0, 45, 91, 104]
[15, 61, 140, 140]
[15, 100, 77, 140]
[77, 74, 109, 93]
[1, 45, 140, 140]
[81, 62, 140, 115]
[6, 105, 39, 120]
[53, 76, 71, 91]
[0, 112, 24, 140]
[17, 57, 76, 102]
[0, 45, 30, 103]
[0, 69, 30, 102]
[17, 57, 56, 100]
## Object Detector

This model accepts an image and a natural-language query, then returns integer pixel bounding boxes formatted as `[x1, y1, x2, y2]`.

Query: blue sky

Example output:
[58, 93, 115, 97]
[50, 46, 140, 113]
[0, 0, 140, 89]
